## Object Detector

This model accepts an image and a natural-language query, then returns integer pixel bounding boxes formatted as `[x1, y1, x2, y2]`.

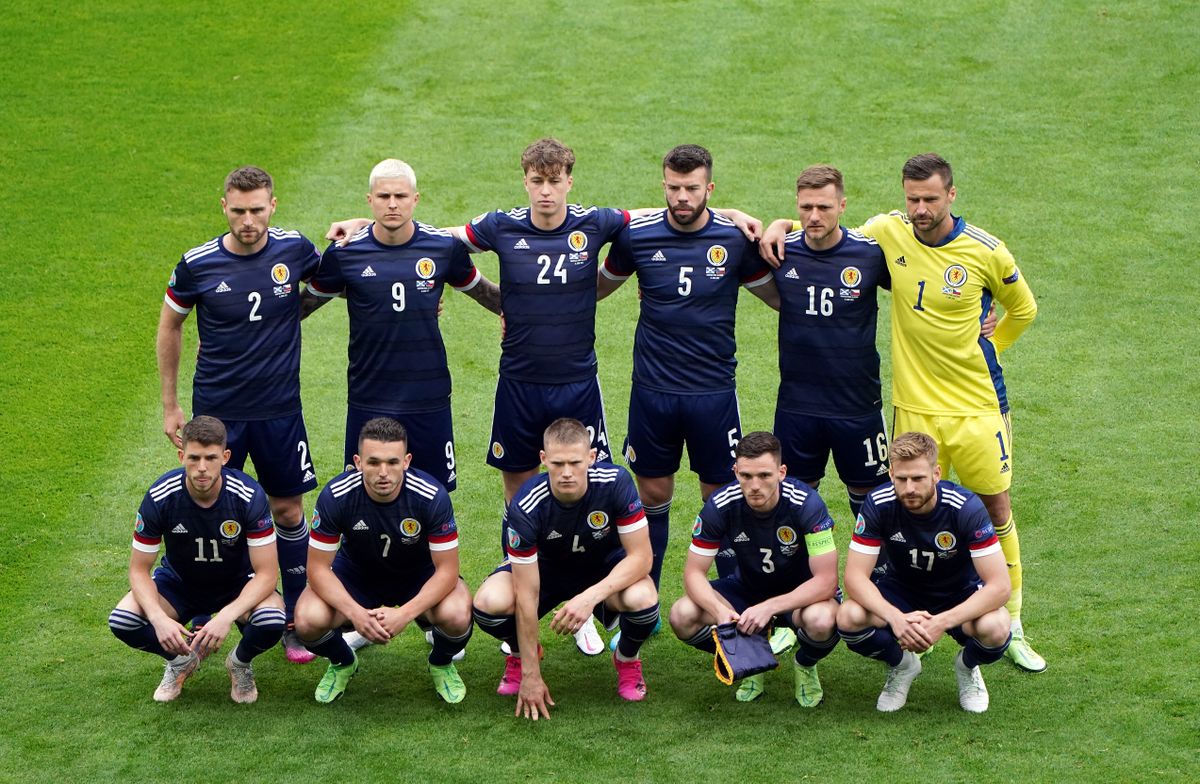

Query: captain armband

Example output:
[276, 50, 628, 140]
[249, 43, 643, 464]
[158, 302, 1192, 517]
[804, 528, 836, 557]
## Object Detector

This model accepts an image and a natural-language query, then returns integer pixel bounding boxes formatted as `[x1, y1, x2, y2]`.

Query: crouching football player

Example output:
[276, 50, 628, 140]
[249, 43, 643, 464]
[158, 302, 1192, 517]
[294, 417, 472, 704]
[669, 431, 840, 706]
[108, 416, 285, 703]
[472, 418, 659, 719]
[837, 431, 1012, 713]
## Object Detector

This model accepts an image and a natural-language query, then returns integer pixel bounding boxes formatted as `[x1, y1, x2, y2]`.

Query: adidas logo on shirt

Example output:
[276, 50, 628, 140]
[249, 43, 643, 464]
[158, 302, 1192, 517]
[890, 531, 906, 543]
[361, 266, 377, 277]
[353, 520, 369, 531]
[894, 256, 907, 266]
[514, 238, 530, 250]
[303, 470, 315, 482]
[172, 524, 188, 534]
[546, 530, 562, 540]
[733, 532, 750, 543]
[215, 281, 232, 293]
[785, 268, 800, 280]
[651, 250, 666, 262]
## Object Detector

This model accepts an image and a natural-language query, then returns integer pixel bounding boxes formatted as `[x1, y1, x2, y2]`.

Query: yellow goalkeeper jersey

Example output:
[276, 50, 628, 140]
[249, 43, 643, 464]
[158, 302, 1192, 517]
[858, 211, 1037, 416]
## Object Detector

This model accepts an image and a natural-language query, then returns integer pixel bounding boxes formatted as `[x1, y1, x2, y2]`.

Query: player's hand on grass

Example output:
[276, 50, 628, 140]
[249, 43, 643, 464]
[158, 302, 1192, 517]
[325, 218, 371, 246]
[759, 219, 792, 268]
[163, 405, 185, 449]
[735, 603, 775, 635]
[351, 607, 392, 644]
[515, 675, 554, 721]
[189, 613, 233, 658]
[550, 595, 596, 636]
[152, 616, 194, 657]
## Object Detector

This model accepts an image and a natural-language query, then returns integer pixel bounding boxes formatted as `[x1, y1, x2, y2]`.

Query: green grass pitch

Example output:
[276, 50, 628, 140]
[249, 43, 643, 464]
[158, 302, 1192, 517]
[1, 1, 1197, 781]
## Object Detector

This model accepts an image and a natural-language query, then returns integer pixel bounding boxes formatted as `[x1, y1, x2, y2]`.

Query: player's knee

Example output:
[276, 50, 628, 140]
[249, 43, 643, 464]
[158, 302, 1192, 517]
[472, 575, 514, 616]
[269, 495, 305, 527]
[836, 599, 869, 632]
[800, 601, 838, 640]
[620, 578, 658, 610]
[292, 590, 328, 639]
[433, 591, 474, 635]
[973, 608, 1011, 647]
[668, 597, 699, 639]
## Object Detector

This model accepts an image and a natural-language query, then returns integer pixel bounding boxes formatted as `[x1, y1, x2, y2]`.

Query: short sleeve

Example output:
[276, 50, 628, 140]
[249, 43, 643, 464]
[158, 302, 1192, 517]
[446, 239, 481, 291]
[613, 469, 647, 534]
[308, 244, 346, 297]
[308, 488, 342, 552]
[598, 207, 631, 243]
[132, 495, 163, 553]
[462, 211, 500, 252]
[848, 502, 883, 555]
[298, 235, 320, 280]
[602, 225, 635, 279]
[427, 489, 460, 552]
[504, 501, 539, 564]
[164, 258, 197, 314]
[243, 488, 276, 547]
[689, 500, 726, 557]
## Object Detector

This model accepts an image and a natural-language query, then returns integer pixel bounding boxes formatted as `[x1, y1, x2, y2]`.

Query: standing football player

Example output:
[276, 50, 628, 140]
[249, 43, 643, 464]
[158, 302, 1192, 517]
[597, 144, 778, 598]
[300, 158, 500, 489]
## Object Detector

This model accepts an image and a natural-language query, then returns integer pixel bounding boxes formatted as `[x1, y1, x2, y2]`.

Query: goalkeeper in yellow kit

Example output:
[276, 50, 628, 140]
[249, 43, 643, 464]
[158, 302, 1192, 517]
[763, 153, 1044, 672]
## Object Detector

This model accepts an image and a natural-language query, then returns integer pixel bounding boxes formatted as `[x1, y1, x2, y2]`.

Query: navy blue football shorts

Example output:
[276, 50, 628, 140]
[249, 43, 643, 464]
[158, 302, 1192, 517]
[491, 549, 626, 622]
[773, 408, 889, 488]
[331, 554, 438, 609]
[344, 403, 456, 491]
[488, 375, 612, 472]
[873, 574, 983, 646]
[624, 384, 740, 485]
[708, 576, 797, 629]
[153, 564, 252, 620]
[221, 413, 319, 498]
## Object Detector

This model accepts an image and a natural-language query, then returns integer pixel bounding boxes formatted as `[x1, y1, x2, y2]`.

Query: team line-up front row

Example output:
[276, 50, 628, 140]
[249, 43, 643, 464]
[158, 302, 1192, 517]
[112, 415, 1012, 716]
